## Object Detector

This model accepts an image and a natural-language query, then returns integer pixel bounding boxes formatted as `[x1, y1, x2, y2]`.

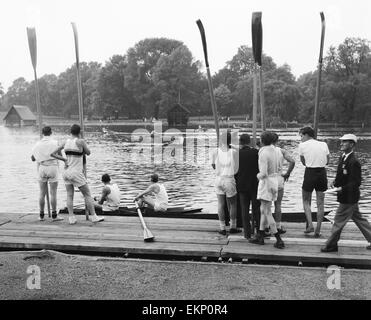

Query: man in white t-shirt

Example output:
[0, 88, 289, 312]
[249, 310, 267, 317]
[31, 126, 63, 221]
[298, 126, 330, 237]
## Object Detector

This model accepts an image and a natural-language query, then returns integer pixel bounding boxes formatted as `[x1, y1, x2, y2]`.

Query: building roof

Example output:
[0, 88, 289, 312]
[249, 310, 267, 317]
[168, 103, 191, 114]
[0, 111, 6, 121]
[4, 105, 37, 121]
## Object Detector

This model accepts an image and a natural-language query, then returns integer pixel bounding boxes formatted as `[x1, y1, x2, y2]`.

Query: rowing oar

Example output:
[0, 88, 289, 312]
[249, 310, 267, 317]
[134, 201, 155, 242]
[251, 12, 265, 146]
[196, 19, 220, 144]
[313, 12, 326, 139]
[71, 22, 89, 221]
[27, 27, 51, 218]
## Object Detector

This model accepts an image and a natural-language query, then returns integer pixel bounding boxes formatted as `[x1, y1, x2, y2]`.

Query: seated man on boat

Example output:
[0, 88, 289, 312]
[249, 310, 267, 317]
[94, 173, 121, 213]
[134, 173, 169, 212]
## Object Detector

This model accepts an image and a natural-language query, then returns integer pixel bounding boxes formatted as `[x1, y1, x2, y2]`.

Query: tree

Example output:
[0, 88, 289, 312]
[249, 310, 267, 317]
[214, 84, 233, 117]
[124, 38, 184, 118]
[57, 62, 101, 118]
[3, 77, 31, 110]
[152, 45, 204, 117]
[321, 38, 371, 123]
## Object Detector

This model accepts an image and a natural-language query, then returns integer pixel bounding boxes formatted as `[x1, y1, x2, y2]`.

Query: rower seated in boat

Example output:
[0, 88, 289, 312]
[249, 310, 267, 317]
[94, 173, 121, 213]
[134, 173, 169, 212]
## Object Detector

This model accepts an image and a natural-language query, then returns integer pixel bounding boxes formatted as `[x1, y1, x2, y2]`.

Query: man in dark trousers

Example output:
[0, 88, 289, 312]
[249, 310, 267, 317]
[321, 134, 371, 252]
[234, 134, 260, 239]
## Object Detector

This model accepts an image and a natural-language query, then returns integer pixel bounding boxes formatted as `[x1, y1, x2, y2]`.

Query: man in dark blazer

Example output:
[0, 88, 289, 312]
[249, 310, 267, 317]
[321, 134, 371, 252]
[234, 134, 260, 239]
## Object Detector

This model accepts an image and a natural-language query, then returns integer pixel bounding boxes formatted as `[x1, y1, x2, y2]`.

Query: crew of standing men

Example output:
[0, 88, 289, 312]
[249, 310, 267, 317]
[31, 124, 371, 252]
[212, 126, 371, 252]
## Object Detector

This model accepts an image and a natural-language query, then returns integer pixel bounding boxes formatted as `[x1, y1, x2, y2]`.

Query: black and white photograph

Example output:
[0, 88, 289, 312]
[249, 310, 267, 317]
[0, 0, 371, 310]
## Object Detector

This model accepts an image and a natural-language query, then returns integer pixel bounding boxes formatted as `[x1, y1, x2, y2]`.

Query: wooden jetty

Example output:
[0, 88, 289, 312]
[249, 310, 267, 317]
[0, 212, 370, 268]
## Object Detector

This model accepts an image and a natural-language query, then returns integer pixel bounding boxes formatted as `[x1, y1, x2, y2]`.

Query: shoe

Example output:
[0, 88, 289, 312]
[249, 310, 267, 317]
[249, 231, 265, 245]
[218, 229, 227, 236]
[39, 214, 45, 221]
[274, 233, 285, 249]
[314, 233, 322, 238]
[321, 246, 338, 253]
[277, 227, 286, 235]
[91, 215, 104, 223]
[304, 227, 314, 234]
[68, 216, 77, 225]
[229, 228, 242, 234]
[274, 239, 285, 249]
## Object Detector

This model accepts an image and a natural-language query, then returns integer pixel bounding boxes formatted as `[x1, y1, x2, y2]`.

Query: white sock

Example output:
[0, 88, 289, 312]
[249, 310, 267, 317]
[276, 222, 281, 229]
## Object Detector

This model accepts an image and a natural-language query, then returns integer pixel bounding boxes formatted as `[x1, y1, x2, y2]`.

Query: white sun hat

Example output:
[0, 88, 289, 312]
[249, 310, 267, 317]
[339, 134, 357, 143]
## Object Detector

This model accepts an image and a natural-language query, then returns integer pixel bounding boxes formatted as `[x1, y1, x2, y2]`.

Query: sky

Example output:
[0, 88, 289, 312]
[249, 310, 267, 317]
[1, 0, 371, 90]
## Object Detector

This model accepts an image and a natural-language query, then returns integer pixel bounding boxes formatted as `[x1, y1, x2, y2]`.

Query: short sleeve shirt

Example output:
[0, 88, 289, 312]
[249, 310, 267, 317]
[298, 139, 329, 168]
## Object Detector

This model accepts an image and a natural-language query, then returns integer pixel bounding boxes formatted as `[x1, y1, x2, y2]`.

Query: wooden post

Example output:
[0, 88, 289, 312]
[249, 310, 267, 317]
[252, 65, 258, 147]
[27, 27, 51, 218]
[313, 12, 326, 138]
[259, 66, 266, 131]
[72, 22, 89, 220]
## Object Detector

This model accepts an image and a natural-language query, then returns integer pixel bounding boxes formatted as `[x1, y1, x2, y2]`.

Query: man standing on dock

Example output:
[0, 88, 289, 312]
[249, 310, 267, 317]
[272, 133, 295, 234]
[234, 133, 260, 239]
[321, 134, 371, 252]
[298, 126, 329, 237]
[31, 126, 63, 221]
[211, 130, 240, 236]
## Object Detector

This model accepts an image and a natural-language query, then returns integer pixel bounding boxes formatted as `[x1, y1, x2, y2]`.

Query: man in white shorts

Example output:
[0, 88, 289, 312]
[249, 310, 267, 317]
[211, 130, 240, 236]
[134, 173, 168, 212]
[31, 126, 63, 221]
[299, 126, 330, 237]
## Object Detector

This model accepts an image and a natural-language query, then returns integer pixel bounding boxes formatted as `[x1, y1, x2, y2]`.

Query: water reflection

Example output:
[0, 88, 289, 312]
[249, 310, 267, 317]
[1, 125, 371, 214]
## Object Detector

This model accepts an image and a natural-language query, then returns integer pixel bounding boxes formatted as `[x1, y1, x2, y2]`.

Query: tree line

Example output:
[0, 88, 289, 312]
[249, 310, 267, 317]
[0, 37, 370, 124]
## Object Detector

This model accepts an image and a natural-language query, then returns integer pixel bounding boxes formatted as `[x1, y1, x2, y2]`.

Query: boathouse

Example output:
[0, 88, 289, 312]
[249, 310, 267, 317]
[3, 105, 36, 127]
[167, 103, 190, 127]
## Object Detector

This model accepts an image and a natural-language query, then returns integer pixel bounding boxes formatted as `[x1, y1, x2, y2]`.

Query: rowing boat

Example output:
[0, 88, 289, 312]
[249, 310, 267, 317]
[58, 206, 330, 222]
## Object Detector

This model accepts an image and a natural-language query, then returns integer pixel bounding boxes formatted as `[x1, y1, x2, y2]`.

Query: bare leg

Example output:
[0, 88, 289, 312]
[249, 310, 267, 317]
[302, 190, 314, 232]
[38, 181, 48, 213]
[315, 191, 325, 235]
[49, 182, 58, 212]
[274, 188, 284, 228]
[217, 194, 227, 230]
[141, 195, 156, 209]
[260, 200, 277, 234]
[65, 184, 75, 217]
[78, 184, 96, 216]
[226, 195, 237, 228]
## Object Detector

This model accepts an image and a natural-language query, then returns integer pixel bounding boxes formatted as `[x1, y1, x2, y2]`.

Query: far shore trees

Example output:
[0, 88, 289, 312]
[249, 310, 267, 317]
[1, 37, 371, 125]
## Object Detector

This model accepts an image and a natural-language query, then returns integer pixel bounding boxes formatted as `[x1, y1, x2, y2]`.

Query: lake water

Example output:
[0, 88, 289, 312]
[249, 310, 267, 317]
[1, 124, 371, 214]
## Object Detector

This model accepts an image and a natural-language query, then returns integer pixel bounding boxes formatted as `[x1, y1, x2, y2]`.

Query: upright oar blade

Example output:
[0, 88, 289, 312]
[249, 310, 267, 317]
[252, 12, 265, 139]
[26, 28, 42, 137]
[27, 27, 51, 218]
[313, 12, 326, 138]
[71, 22, 89, 220]
[196, 19, 220, 143]
[251, 12, 263, 67]
[135, 201, 155, 242]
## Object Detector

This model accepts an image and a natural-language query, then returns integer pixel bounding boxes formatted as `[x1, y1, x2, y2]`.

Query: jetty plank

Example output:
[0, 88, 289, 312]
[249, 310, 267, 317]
[0, 214, 370, 267]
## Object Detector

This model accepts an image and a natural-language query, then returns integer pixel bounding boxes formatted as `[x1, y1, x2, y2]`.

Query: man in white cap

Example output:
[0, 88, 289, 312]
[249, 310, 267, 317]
[321, 134, 371, 252]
